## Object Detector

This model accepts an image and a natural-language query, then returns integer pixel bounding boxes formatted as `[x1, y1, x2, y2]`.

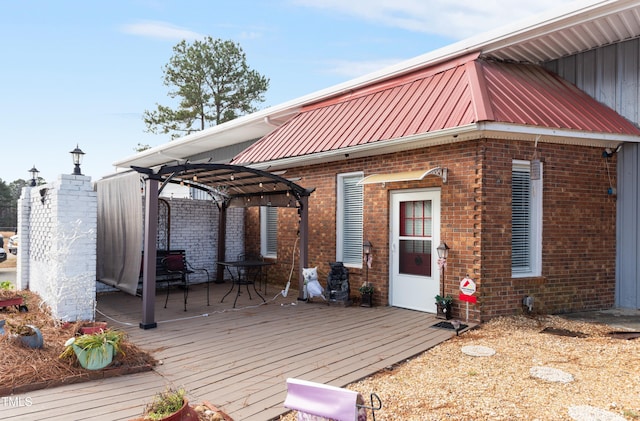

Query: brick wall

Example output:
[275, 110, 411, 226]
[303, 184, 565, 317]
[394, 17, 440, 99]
[244, 138, 617, 321]
[17, 174, 97, 321]
[481, 140, 617, 319]
[143, 198, 244, 282]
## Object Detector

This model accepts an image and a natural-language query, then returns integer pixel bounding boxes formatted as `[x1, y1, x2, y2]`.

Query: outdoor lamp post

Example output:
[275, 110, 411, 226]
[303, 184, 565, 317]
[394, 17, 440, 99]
[363, 240, 373, 285]
[29, 165, 39, 187]
[361, 240, 374, 307]
[436, 241, 450, 298]
[70, 144, 85, 175]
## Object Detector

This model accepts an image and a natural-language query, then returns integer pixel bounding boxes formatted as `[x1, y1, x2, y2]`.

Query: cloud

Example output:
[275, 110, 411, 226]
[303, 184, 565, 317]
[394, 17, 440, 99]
[291, 0, 581, 39]
[120, 21, 204, 41]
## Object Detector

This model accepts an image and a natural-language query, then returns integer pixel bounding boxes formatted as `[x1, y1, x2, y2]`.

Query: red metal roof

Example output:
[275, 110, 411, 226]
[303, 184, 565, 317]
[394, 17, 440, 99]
[234, 56, 640, 165]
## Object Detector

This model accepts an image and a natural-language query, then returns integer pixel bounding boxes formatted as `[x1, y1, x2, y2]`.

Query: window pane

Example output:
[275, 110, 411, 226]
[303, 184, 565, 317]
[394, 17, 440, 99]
[338, 174, 363, 265]
[399, 239, 432, 276]
[512, 167, 531, 272]
[399, 200, 432, 238]
[266, 207, 278, 255]
[261, 206, 278, 257]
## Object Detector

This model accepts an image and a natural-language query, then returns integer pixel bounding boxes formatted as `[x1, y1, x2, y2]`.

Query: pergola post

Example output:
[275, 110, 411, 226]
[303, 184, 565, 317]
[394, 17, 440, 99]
[298, 195, 309, 300]
[216, 203, 227, 283]
[140, 177, 158, 329]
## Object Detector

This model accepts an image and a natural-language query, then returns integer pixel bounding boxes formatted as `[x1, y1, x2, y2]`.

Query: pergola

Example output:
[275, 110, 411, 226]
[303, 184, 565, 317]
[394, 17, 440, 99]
[132, 163, 315, 329]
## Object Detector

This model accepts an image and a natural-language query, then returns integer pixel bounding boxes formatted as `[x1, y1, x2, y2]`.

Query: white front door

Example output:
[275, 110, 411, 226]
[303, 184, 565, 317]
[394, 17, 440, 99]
[389, 189, 441, 312]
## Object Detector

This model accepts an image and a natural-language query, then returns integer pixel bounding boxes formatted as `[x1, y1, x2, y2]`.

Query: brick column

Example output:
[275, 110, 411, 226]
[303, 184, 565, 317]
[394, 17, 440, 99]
[22, 174, 97, 321]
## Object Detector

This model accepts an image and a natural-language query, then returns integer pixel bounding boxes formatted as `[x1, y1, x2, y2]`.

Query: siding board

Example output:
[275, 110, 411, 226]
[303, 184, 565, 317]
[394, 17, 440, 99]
[550, 37, 640, 309]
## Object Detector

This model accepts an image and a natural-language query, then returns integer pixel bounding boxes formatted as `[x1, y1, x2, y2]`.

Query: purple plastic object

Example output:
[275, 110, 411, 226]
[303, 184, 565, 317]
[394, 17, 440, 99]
[284, 378, 358, 421]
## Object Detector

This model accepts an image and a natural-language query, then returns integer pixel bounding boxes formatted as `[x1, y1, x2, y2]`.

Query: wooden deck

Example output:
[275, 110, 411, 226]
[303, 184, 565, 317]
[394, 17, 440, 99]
[1, 282, 470, 421]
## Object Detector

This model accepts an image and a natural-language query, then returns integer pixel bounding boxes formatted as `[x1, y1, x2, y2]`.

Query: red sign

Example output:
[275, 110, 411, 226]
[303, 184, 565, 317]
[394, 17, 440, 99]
[459, 293, 477, 303]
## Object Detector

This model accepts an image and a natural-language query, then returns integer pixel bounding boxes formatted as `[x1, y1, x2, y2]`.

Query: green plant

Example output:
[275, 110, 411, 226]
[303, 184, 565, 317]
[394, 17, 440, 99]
[0, 281, 17, 300]
[6, 322, 37, 336]
[143, 387, 186, 420]
[435, 294, 453, 305]
[59, 329, 126, 360]
[359, 282, 374, 294]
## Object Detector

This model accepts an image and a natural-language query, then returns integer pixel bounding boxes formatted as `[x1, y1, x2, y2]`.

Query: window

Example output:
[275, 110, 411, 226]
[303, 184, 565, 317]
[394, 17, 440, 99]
[512, 160, 542, 277]
[336, 172, 364, 267]
[399, 200, 433, 276]
[260, 206, 278, 258]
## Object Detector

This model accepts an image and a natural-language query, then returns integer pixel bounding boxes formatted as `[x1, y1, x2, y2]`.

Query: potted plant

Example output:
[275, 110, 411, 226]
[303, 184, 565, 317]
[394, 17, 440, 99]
[59, 329, 125, 370]
[359, 282, 374, 307]
[0, 281, 27, 311]
[435, 294, 454, 320]
[7, 322, 44, 348]
[139, 387, 199, 421]
[78, 321, 108, 335]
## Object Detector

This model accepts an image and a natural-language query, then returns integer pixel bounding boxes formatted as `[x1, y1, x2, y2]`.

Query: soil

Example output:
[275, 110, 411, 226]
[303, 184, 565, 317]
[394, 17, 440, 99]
[280, 315, 640, 421]
[0, 290, 156, 396]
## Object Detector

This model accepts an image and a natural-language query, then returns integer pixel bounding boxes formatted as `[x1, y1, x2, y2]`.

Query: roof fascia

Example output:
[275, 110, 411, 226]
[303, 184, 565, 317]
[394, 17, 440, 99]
[247, 122, 639, 171]
[480, 0, 637, 57]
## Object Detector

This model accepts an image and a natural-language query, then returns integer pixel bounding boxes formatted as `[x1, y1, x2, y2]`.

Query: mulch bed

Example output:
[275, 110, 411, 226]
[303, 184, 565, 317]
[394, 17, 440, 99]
[0, 290, 156, 396]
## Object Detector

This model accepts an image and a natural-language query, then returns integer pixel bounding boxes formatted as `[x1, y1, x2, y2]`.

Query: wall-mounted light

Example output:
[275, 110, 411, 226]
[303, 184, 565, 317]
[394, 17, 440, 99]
[70, 144, 85, 175]
[29, 165, 39, 187]
[39, 188, 48, 204]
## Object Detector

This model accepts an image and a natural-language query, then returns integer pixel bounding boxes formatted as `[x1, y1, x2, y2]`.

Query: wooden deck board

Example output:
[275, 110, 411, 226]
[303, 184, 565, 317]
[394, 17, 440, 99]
[0, 283, 473, 421]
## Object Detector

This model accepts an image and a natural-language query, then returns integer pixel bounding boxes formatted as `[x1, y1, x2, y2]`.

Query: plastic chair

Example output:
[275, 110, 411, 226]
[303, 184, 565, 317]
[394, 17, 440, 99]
[284, 378, 382, 421]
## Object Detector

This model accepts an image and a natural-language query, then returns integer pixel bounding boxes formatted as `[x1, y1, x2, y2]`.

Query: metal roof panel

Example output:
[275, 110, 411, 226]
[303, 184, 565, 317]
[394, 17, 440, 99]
[233, 57, 640, 165]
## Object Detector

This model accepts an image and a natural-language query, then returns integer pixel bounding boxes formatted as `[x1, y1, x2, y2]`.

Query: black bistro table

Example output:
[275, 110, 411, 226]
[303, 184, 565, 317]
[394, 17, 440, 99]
[216, 260, 274, 308]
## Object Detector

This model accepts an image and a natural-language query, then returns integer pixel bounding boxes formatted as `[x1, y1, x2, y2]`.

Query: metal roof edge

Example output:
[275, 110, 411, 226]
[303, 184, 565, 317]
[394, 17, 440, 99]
[479, 122, 640, 144]
[246, 122, 640, 171]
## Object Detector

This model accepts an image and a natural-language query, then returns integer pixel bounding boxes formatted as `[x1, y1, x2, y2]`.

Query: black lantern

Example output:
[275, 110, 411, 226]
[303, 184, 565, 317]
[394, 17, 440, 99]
[29, 165, 39, 187]
[361, 240, 374, 307]
[363, 240, 373, 257]
[437, 241, 450, 299]
[70, 144, 85, 175]
[436, 241, 449, 259]
[363, 240, 373, 284]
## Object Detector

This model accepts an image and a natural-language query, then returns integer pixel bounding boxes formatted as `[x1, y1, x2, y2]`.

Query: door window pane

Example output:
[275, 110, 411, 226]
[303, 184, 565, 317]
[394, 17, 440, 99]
[399, 239, 432, 276]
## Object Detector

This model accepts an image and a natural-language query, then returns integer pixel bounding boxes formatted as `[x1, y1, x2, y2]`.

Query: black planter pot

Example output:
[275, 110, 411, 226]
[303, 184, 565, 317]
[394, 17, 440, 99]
[360, 292, 373, 307]
[436, 302, 452, 320]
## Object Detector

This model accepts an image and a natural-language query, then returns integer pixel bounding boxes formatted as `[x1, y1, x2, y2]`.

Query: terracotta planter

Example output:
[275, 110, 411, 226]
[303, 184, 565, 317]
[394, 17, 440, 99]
[79, 321, 108, 335]
[130, 398, 199, 421]
[161, 398, 199, 421]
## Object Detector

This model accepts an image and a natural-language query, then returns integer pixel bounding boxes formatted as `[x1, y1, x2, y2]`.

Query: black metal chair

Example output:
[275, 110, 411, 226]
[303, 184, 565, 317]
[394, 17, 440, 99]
[161, 252, 210, 311]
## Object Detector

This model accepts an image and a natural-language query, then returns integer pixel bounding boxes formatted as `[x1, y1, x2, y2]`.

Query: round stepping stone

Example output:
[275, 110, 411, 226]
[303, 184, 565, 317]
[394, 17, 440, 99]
[461, 345, 496, 357]
[529, 366, 574, 383]
[568, 405, 626, 421]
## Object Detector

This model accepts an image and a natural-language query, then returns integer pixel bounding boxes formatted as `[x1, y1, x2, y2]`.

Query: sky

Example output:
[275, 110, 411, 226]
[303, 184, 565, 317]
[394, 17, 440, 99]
[0, 0, 583, 183]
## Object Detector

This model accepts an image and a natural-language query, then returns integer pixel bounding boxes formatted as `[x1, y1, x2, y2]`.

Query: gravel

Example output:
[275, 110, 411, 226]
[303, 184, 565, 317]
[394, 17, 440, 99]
[280, 315, 640, 420]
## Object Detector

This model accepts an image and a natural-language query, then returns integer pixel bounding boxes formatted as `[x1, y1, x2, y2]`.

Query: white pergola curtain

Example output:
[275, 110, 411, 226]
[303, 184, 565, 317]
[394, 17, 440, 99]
[96, 172, 143, 295]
